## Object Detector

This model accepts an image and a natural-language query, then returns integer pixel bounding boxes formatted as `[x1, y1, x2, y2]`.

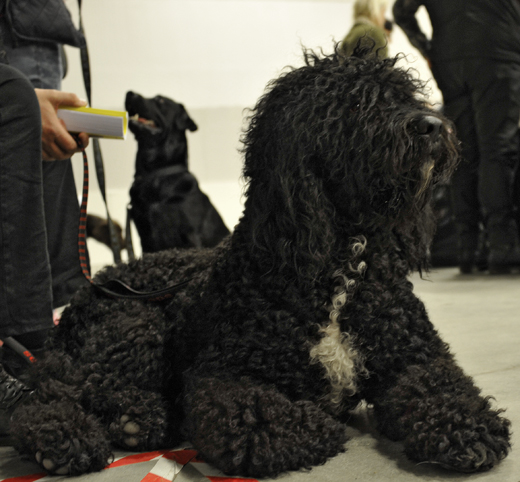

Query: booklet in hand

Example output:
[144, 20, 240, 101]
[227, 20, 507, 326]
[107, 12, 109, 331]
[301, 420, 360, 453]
[57, 106, 128, 140]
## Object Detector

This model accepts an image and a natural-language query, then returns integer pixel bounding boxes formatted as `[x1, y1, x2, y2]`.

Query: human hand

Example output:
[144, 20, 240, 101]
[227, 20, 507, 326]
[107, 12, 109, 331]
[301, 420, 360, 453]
[35, 89, 90, 161]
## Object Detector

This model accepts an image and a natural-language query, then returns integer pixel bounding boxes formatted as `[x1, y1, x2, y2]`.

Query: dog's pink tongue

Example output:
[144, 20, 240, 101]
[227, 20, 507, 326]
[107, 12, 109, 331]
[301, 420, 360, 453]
[138, 117, 157, 128]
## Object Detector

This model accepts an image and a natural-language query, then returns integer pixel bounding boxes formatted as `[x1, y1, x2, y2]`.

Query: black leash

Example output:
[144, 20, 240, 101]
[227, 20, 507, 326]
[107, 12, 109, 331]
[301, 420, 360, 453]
[78, 146, 192, 301]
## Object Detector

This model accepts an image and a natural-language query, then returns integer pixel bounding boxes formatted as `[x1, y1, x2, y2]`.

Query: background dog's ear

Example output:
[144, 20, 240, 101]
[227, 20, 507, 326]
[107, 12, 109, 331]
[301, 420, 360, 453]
[175, 106, 198, 132]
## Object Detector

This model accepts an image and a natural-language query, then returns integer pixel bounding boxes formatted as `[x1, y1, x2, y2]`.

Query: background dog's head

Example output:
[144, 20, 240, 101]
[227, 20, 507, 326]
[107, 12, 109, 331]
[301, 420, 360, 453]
[126, 91, 198, 175]
[240, 46, 459, 276]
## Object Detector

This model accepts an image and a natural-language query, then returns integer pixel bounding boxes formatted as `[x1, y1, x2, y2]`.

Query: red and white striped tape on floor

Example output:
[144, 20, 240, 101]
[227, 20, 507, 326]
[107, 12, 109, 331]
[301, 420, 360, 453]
[1, 449, 258, 482]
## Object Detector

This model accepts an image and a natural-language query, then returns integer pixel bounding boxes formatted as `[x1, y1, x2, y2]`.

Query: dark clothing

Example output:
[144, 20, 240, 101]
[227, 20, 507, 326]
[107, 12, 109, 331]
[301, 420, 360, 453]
[0, 0, 85, 51]
[433, 59, 520, 244]
[0, 64, 53, 338]
[1, 20, 89, 308]
[0, 0, 88, 340]
[393, 0, 520, 63]
[394, 0, 520, 250]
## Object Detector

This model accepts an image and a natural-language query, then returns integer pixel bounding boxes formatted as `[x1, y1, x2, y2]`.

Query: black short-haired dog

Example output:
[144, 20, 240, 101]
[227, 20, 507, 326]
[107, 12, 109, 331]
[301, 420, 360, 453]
[125, 91, 229, 252]
[12, 48, 510, 478]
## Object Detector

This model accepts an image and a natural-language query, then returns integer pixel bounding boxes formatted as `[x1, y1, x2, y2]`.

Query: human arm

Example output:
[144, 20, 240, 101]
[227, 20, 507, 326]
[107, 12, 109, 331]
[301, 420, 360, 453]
[35, 89, 90, 161]
[392, 0, 432, 62]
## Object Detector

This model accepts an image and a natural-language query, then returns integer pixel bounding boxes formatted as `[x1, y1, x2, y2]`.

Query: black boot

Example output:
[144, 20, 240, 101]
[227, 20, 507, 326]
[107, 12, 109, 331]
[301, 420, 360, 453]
[488, 244, 520, 274]
[487, 215, 520, 274]
[457, 226, 481, 274]
[0, 364, 32, 436]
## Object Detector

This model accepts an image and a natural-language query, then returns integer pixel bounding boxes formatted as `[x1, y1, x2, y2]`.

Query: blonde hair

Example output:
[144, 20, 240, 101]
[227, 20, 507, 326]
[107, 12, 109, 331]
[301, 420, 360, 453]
[353, 0, 388, 23]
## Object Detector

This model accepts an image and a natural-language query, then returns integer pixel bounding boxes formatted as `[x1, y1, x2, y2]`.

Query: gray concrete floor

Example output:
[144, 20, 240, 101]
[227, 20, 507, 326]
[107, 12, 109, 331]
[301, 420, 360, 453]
[1, 267, 519, 482]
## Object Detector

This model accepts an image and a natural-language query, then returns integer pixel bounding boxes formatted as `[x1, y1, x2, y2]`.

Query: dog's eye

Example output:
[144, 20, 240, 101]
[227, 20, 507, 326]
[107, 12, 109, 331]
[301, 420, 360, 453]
[350, 103, 360, 113]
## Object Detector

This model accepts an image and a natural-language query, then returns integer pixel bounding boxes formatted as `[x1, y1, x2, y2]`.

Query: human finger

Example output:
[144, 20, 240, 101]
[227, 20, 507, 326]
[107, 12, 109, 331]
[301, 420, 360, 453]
[51, 90, 88, 109]
[75, 132, 90, 149]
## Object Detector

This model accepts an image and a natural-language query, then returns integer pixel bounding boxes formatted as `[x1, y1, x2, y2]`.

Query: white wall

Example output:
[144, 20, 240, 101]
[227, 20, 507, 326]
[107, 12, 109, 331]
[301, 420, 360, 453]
[61, 0, 438, 266]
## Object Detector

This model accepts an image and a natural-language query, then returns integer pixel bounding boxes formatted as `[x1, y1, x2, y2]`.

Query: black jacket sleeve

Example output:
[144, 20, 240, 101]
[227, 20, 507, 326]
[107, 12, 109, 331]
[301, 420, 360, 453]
[393, 0, 431, 59]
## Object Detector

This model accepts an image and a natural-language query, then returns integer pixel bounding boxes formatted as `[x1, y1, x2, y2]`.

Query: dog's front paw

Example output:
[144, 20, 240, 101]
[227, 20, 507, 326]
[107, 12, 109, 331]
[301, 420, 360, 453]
[36, 450, 70, 475]
[33, 433, 112, 475]
[184, 376, 349, 478]
[405, 403, 511, 472]
[12, 400, 113, 475]
[35, 445, 95, 476]
[429, 441, 509, 473]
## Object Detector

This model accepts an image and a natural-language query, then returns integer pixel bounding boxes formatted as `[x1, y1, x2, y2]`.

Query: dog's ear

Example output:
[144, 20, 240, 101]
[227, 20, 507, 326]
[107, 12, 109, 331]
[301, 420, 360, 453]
[244, 161, 337, 284]
[175, 106, 198, 132]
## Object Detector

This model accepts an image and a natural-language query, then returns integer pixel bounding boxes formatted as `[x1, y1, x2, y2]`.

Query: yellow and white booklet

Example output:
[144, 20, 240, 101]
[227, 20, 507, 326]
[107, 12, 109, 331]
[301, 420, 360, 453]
[57, 106, 128, 140]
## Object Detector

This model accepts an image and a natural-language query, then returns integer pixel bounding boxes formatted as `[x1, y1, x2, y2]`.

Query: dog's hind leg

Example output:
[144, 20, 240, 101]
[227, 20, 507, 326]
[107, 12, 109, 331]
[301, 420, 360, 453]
[11, 385, 112, 475]
[371, 354, 511, 473]
[183, 374, 348, 478]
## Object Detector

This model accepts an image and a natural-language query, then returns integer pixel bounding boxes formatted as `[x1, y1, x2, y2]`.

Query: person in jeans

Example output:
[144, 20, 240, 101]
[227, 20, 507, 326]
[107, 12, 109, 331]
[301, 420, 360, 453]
[0, 0, 88, 359]
[0, 61, 89, 434]
[0, 0, 89, 434]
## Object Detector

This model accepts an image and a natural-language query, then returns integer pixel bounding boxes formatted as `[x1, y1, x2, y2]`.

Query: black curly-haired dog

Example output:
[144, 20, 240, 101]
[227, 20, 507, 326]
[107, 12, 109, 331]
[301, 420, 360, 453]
[125, 91, 229, 252]
[11, 48, 510, 477]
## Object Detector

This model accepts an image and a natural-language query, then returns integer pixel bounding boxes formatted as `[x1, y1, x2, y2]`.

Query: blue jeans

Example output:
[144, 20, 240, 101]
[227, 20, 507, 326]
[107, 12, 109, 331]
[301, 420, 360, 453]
[4, 43, 63, 90]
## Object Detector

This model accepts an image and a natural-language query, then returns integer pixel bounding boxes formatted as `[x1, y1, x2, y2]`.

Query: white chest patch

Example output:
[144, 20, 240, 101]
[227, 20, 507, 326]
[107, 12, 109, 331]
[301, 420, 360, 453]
[309, 242, 367, 412]
[309, 292, 362, 411]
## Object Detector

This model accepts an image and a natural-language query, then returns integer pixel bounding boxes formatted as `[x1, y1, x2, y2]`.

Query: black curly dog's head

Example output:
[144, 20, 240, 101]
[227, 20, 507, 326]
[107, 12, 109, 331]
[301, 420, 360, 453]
[240, 47, 459, 277]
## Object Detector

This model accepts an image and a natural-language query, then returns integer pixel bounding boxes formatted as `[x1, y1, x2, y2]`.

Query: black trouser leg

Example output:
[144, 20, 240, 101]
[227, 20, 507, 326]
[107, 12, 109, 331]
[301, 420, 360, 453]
[0, 64, 53, 340]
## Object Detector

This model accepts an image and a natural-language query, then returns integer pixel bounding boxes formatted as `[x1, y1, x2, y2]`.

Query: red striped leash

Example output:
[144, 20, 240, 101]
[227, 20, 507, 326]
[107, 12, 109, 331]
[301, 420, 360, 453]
[77, 142, 192, 301]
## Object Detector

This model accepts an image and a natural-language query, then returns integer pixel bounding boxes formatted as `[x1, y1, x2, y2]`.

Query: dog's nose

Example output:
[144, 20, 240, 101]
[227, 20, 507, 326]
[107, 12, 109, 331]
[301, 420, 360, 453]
[414, 115, 443, 138]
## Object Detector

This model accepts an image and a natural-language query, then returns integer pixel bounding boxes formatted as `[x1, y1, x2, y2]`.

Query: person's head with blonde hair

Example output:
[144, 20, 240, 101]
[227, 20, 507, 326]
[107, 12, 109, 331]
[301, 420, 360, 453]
[353, 0, 388, 27]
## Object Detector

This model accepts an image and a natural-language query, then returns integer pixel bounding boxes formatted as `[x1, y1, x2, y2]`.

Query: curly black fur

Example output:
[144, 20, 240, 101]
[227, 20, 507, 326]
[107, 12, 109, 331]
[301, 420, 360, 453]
[11, 46, 510, 477]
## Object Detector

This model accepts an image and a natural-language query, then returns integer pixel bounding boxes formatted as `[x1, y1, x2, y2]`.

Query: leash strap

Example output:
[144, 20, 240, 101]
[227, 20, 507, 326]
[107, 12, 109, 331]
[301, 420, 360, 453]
[74, 1, 190, 300]
[77, 0, 121, 263]
[78, 147, 91, 280]
[2, 337, 35, 365]
[78, 147, 192, 302]
[125, 204, 136, 261]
